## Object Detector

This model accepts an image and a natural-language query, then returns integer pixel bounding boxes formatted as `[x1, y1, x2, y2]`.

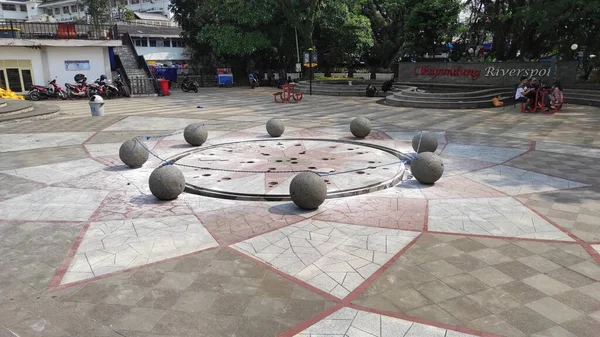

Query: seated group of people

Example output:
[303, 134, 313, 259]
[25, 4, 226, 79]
[515, 76, 564, 112]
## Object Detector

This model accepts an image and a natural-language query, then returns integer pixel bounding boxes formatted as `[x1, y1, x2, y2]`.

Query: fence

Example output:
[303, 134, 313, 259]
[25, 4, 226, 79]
[0, 21, 118, 40]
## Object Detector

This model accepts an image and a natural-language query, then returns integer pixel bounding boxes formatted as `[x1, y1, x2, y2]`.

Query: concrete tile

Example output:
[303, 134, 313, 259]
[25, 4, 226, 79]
[467, 288, 521, 314]
[497, 281, 547, 304]
[420, 260, 463, 278]
[517, 255, 561, 273]
[469, 267, 515, 287]
[554, 289, 600, 314]
[546, 268, 596, 288]
[438, 296, 491, 323]
[562, 316, 600, 337]
[208, 293, 252, 315]
[170, 290, 219, 313]
[113, 307, 166, 332]
[494, 260, 539, 280]
[415, 280, 462, 303]
[498, 306, 556, 335]
[441, 274, 489, 295]
[532, 326, 579, 337]
[466, 314, 527, 337]
[406, 304, 461, 326]
[569, 261, 600, 281]
[522, 274, 572, 296]
[525, 297, 583, 324]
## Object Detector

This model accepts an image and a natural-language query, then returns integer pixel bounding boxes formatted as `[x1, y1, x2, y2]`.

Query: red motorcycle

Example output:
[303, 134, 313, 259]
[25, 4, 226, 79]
[28, 79, 67, 101]
[65, 74, 89, 99]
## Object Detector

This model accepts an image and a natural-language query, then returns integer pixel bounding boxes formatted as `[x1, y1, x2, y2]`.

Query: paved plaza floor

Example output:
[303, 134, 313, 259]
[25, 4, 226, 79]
[1, 88, 600, 336]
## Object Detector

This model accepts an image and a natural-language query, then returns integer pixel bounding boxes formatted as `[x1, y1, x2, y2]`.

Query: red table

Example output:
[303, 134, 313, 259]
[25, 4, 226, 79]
[273, 84, 303, 103]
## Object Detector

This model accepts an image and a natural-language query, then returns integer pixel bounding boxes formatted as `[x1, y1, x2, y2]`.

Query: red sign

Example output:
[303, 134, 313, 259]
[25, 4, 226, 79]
[413, 66, 481, 80]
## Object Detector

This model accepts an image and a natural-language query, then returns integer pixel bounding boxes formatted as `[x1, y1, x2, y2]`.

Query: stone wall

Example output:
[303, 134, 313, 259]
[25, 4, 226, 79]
[398, 61, 577, 86]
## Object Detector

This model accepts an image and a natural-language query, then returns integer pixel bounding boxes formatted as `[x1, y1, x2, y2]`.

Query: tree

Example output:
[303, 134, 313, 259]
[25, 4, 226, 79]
[277, 0, 325, 50]
[314, 0, 373, 75]
[170, 0, 277, 61]
[401, 0, 460, 57]
[80, 0, 109, 26]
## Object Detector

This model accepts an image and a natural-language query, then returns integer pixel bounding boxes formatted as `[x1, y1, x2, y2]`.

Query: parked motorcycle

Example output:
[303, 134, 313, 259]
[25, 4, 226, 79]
[181, 75, 198, 93]
[113, 73, 130, 97]
[87, 75, 118, 99]
[65, 74, 89, 99]
[28, 79, 67, 101]
[249, 73, 259, 89]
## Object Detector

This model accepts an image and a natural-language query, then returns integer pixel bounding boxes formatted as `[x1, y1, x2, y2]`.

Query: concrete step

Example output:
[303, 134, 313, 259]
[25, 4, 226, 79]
[385, 94, 512, 109]
[0, 102, 61, 123]
[0, 99, 6, 108]
[0, 100, 34, 116]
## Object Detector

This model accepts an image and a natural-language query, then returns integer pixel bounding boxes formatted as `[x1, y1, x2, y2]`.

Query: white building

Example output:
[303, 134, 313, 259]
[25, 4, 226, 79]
[1, 0, 174, 23]
[0, 0, 42, 22]
[0, 22, 120, 93]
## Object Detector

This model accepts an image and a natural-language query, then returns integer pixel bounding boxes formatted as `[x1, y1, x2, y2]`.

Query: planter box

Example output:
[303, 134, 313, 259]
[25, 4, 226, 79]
[353, 73, 370, 80]
[376, 73, 394, 80]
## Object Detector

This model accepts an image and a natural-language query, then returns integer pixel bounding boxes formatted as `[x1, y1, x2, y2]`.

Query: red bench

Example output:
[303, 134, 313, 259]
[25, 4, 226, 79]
[273, 84, 303, 103]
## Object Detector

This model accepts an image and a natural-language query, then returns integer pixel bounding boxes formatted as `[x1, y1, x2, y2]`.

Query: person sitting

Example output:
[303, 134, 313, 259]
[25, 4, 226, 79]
[544, 81, 564, 111]
[381, 78, 395, 92]
[524, 77, 540, 111]
[514, 76, 530, 104]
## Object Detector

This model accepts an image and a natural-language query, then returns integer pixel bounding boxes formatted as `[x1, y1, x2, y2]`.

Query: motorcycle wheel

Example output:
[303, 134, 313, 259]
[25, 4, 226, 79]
[106, 89, 118, 99]
[86, 88, 95, 98]
[58, 90, 68, 100]
[122, 86, 131, 97]
[28, 90, 41, 101]
[181, 85, 189, 92]
[193, 87, 198, 93]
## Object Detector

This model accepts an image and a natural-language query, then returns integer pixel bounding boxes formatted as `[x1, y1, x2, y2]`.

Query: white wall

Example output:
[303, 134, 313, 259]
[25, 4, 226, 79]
[1, 47, 44, 86]
[44, 46, 111, 87]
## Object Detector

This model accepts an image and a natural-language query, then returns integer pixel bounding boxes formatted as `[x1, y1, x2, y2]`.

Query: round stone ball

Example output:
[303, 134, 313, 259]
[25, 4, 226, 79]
[266, 118, 285, 137]
[289, 172, 327, 210]
[411, 152, 444, 184]
[412, 131, 438, 153]
[184, 123, 208, 146]
[350, 116, 372, 138]
[149, 165, 186, 200]
[119, 139, 149, 168]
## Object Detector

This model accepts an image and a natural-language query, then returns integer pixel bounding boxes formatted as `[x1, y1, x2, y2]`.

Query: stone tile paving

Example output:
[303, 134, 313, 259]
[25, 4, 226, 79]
[233, 219, 420, 299]
[352, 233, 600, 337]
[294, 307, 478, 336]
[0, 90, 600, 336]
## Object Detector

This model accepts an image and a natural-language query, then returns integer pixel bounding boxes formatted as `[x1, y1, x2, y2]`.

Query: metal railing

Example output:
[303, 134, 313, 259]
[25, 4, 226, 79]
[122, 33, 160, 94]
[0, 21, 118, 40]
[123, 20, 179, 27]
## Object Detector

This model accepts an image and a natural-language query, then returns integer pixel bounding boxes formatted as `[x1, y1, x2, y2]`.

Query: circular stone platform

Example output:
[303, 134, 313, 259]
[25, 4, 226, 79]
[169, 138, 407, 200]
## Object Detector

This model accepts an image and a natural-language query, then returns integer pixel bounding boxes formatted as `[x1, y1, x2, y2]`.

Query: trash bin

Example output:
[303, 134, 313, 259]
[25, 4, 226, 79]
[89, 95, 105, 116]
[158, 79, 170, 96]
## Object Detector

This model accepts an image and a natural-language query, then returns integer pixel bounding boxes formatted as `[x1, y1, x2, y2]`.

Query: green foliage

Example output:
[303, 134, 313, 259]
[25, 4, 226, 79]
[81, 0, 108, 25]
[170, 0, 276, 58]
[402, 0, 460, 55]
[315, 0, 374, 68]
[120, 5, 135, 21]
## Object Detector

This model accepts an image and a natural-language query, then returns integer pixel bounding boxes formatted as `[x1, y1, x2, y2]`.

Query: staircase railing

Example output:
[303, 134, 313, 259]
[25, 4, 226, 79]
[114, 53, 131, 94]
[122, 33, 160, 95]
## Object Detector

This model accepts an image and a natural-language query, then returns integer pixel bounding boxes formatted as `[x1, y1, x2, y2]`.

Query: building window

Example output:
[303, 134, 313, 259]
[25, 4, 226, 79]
[1, 4, 17, 11]
[143, 0, 151, 2]
[162, 38, 170, 47]
[70, 5, 77, 12]
[20, 4, 27, 11]
[54, 8, 60, 15]
[149, 38, 157, 47]
[62, 6, 69, 14]
[171, 39, 184, 48]
[133, 38, 148, 47]
[130, 0, 140, 4]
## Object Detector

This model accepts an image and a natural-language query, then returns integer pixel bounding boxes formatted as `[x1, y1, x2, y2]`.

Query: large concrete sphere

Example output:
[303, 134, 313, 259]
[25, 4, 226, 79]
[184, 123, 208, 146]
[412, 131, 439, 153]
[149, 165, 186, 200]
[350, 116, 372, 138]
[411, 152, 444, 184]
[119, 139, 149, 168]
[289, 172, 327, 210]
[266, 118, 285, 137]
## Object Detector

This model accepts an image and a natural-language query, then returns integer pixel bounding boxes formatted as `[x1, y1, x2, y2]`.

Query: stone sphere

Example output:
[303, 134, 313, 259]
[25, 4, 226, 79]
[119, 139, 149, 168]
[289, 172, 327, 210]
[411, 152, 444, 184]
[266, 118, 285, 137]
[350, 116, 372, 138]
[149, 165, 186, 200]
[184, 123, 208, 146]
[412, 131, 439, 153]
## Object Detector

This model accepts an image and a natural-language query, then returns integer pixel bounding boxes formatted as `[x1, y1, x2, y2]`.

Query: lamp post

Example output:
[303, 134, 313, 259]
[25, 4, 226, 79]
[308, 47, 314, 96]
[571, 44, 578, 60]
